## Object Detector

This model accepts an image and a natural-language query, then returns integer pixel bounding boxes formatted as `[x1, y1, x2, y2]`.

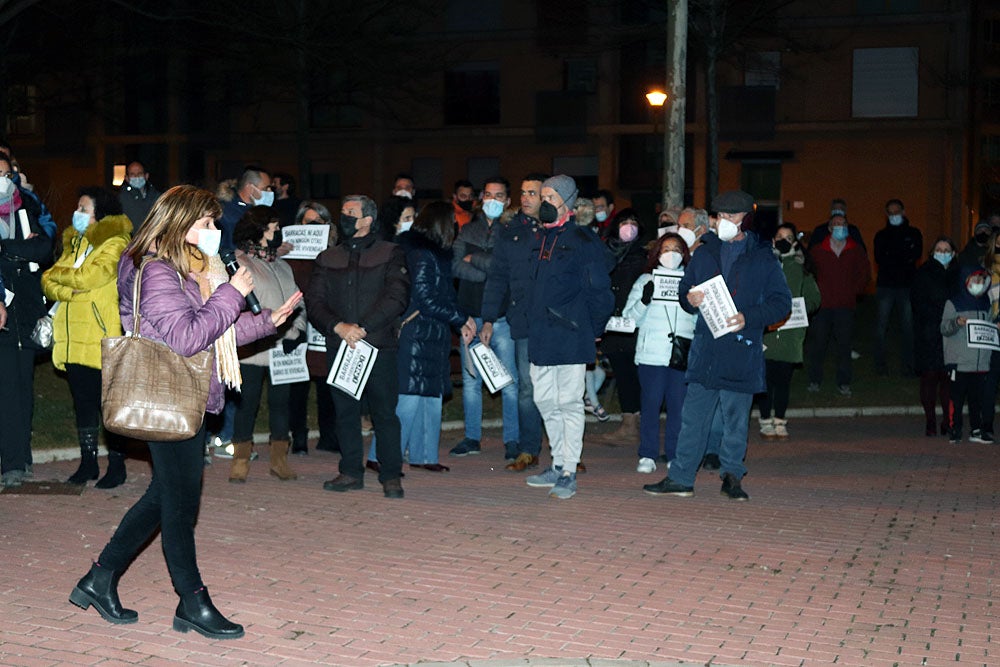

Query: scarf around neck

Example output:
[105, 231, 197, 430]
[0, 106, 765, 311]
[187, 249, 243, 391]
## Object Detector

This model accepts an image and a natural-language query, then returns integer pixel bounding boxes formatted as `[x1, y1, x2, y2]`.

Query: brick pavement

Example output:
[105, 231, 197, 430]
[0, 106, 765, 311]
[0, 415, 997, 666]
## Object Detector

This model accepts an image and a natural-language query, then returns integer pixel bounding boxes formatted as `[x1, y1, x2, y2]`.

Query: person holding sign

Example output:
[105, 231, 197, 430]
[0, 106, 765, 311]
[623, 232, 697, 473]
[940, 265, 994, 444]
[226, 207, 306, 483]
[759, 223, 821, 440]
[643, 190, 791, 502]
[305, 195, 410, 498]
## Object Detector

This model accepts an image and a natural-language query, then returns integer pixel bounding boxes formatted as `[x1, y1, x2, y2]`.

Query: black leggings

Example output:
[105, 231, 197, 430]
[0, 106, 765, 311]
[232, 364, 291, 442]
[98, 424, 206, 593]
[65, 363, 102, 430]
[759, 359, 795, 419]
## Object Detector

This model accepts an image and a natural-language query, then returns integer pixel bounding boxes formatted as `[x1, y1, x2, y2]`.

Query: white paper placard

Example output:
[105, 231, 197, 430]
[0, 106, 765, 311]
[605, 316, 637, 333]
[326, 339, 378, 399]
[269, 343, 310, 385]
[3, 288, 13, 306]
[651, 268, 683, 302]
[468, 342, 514, 394]
[966, 319, 1000, 351]
[694, 275, 740, 339]
[281, 225, 331, 259]
[17, 210, 39, 272]
[777, 296, 809, 331]
[306, 322, 327, 353]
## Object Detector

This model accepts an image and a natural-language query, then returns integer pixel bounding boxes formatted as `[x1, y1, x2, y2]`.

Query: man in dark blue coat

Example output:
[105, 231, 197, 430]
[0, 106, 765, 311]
[521, 175, 614, 500]
[644, 190, 791, 501]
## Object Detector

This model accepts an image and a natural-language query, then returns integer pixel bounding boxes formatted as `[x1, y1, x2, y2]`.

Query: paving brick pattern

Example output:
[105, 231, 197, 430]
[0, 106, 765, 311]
[0, 416, 997, 666]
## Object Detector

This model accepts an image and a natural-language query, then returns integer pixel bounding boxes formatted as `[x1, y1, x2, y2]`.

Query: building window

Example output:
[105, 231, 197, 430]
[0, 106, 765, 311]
[852, 47, 918, 118]
[5, 84, 38, 136]
[444, 63, 500, 125]
[745, 52, 781, 89]
[856, 0, 920, 14]
[309, 172, 341, 199]
[467, 157, 501, 191]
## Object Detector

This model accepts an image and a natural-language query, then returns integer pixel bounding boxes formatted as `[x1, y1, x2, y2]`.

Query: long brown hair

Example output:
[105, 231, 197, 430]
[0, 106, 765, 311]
[127, 185, 222, 274]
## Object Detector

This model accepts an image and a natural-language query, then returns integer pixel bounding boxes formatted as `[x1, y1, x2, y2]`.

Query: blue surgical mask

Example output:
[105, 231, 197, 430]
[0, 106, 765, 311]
[482, 198, 504, 219]
[934, 251, 953, 268]
[888, 214, 903, 226]
[128, 176, 146, 190]
[595, 210, 608, 223]
[72, 210, 92, 234]
[831, 226, 849, 241]
[252, 188, 274, 207]
[196, 228, 222, 257]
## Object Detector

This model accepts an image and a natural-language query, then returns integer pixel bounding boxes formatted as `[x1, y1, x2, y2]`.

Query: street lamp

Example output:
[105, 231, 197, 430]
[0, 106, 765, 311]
[646, 90, 667, 107]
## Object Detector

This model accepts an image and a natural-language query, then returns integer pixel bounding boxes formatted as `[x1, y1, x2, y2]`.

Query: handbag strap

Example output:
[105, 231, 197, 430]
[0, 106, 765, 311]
[130, 257, 153, 338]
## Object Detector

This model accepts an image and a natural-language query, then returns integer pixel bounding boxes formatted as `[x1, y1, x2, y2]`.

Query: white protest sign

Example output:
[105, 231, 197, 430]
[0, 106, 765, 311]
[269, 343, 310, 385]
[693, 275, 739, 339]
[3, 288, 13, 306]
[605, 316, 637, 333]
[18, 210, 39, 272]
[777, 296, 809, 331]
[306, 322, 327, 353]
[966, 319, 1000, 352]
[651, 268, 683, 302]
[327, 339, 378, 399]
[469, 342, 514, 394]
[281, 225, 331, 260]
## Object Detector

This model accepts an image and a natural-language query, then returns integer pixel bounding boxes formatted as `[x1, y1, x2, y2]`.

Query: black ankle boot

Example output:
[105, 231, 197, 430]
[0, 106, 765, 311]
[173, 587, 244, 639]
[67, 428, 100, 485]
[95, 451, 127, 489]
[68, 562, 138, 624]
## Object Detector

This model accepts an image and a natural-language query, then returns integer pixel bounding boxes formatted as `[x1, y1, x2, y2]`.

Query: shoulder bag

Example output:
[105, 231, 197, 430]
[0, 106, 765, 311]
[665, 304, 692, 372]
[101, 259, 214, 441]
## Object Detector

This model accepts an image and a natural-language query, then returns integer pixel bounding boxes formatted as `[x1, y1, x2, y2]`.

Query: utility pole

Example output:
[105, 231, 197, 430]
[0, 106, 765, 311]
[663, 0, 688, 210]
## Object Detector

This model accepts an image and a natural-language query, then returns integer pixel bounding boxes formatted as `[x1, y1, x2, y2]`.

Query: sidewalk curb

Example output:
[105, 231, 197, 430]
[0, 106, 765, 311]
[31, 405, 931, 465]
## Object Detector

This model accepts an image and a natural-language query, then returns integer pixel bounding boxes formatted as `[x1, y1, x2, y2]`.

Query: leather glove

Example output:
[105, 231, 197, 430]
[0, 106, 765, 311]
[282, 331, 307, 354]
[641, 280, 655, 305]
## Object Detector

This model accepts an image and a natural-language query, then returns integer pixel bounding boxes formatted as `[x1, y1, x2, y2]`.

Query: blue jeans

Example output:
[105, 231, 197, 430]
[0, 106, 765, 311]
[705, 408, 722, 456]
[514, 337, 542, 456]
[205, 389, 237, 443]
[637, 365, 688, 461]
[874, 286, 914, 373]
[669, 383, 753, 487]
[462, 317, 519, 444]
[397, 394, 443, 465]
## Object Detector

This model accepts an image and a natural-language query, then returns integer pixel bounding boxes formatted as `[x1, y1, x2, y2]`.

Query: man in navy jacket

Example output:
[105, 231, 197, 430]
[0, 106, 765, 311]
[644, 190, 791, 501]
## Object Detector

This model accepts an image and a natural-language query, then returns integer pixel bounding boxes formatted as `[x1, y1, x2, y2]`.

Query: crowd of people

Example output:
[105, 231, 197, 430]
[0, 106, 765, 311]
[2, 138, 1000, 638]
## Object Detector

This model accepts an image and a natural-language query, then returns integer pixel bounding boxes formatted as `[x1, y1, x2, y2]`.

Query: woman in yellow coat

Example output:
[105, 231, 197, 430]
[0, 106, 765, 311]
[41, 187, 132, 487]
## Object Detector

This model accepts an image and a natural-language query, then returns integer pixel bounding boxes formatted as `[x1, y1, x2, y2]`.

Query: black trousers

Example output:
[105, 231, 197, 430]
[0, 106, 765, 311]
[98, 423, 206, 594]
[232, 363, 291, 442]
[919, 370, 949, 426]
[949, 371, 985, 436]
[289, 376, 338, 446]
[65, 363, 102, 429]
[0, 345, 35, 474]
[330, 350, 402, 482]
[808, 308, 854, 387]
[759, 359, 795, 419]
[603, 342, 642, 413]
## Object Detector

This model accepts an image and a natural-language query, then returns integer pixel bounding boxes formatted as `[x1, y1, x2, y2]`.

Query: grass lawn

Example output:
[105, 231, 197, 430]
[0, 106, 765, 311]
[30, 294, 920, 451]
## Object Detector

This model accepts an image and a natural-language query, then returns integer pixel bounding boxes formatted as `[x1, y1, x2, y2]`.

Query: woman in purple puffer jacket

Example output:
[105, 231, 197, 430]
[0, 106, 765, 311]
[67, 185, 302, 640]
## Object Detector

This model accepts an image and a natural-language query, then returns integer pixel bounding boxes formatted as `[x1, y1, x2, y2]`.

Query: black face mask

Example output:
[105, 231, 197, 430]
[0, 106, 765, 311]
[539, 201, 559, 224]
[457, 199, 473, 212]
[339, 214, 358, 239]
[774, 239, 793, 255]
[977, 233, 990, 245]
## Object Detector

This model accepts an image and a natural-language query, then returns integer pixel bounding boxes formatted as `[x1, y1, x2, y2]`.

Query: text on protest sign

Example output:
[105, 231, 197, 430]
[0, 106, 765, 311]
[326, 339, 378, 399]
[966, 319, 1000, 352]
[651, 268, 683, 302]
[269, 344, 310, 385]
[693, 275, 740, 339]
[469, 342, 514, 394]
[281, 225, 331, 260]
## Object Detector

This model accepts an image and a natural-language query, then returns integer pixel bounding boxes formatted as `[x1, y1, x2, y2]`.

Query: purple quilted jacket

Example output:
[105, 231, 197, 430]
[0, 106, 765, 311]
[117, 255, 276, 414]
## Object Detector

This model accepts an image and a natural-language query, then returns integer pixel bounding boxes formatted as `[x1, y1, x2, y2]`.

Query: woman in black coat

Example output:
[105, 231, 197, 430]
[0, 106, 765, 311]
[394, 201, 475, 471]
[910, 236, 958, 436]
[595, 208, 649, 445]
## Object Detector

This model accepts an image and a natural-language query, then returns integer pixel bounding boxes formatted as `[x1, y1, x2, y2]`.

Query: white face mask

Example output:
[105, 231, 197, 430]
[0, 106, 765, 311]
[397, 220, 414, 234]
[252, 188, 274, 207]
[717, 218, 740, 242]
[0, 176, 13, 199]
[677, 227, 696, 248]
[659, 251, 683, 270]
[393, 189, 413, 199]
[196, 228, 222, 257]
[968, 281, 989, 297]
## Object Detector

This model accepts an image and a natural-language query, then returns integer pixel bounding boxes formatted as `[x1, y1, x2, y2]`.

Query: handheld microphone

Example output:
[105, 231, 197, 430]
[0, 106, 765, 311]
[220, 250, 262, 314]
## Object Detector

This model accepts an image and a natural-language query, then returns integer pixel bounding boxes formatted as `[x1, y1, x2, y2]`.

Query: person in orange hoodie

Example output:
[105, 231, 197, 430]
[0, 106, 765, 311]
[807, 213, 870, 396]
[452, 179, 475, 228]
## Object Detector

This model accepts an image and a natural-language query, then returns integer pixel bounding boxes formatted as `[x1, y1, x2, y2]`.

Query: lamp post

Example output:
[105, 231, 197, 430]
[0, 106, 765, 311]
[646, 89, 668, 205]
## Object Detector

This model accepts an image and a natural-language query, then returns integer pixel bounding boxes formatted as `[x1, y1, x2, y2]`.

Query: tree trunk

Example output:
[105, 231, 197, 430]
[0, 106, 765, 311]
[664, 0, 688, 210]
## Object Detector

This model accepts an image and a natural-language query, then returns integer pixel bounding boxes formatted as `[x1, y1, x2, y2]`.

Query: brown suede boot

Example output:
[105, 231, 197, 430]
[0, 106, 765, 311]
[268, 440, 297, 481]
[596, 412, 640, 447]
[228, 441, 253, 483]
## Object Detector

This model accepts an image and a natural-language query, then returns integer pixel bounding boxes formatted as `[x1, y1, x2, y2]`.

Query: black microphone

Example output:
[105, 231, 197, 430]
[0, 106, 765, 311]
[220, 250, 262, 314]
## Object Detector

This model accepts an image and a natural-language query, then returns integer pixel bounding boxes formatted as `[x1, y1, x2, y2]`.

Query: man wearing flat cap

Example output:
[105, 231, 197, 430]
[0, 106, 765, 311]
[644, 189, 791, 501]
[522, 174, 614, 500]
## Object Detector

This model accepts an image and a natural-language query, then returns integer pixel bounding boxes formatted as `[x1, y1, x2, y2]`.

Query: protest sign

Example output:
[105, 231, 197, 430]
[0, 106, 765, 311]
[269, 343, 310, 385]
[281, 225, 331, 260]
[966, 319, 1000, 352]
[469, 342, 514, 393]
[306, 322, 327, 353]
[327, 339, 378, 399]
[651, 268, 683, 302]
[605, 316, 637, 333]
[777, 296, 809, 331]
[693, 275, 739, 339]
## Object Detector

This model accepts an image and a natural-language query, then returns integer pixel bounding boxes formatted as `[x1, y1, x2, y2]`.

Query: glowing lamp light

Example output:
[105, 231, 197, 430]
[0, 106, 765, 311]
[646, 90, 668, 107]
[112, 164, 126, 187]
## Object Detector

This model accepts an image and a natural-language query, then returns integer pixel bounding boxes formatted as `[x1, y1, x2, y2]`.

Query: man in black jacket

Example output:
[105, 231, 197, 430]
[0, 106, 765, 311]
[305, 194, 410, 498]
[873, 198, 922, 376]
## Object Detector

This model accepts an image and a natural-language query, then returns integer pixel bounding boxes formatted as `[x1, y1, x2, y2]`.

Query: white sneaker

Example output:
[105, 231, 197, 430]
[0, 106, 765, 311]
[636, 457, 657, 474]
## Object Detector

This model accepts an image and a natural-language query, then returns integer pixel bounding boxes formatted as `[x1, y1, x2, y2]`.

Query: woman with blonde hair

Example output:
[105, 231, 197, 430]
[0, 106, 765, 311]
[68, 185, 301, 640]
